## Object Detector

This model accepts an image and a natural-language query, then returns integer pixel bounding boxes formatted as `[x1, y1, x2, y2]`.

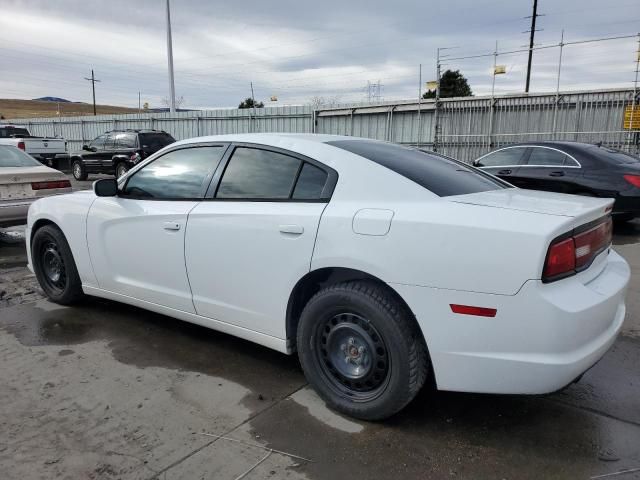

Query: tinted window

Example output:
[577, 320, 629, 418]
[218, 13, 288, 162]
[116, 133, 137, 148]
[0, 145, 41, 167]
[217, 147, 301, 199]
[478, 147, 527, 167]
[328, 140, 507, 197]
[90, 134, 108, 150]
[527, 147, 570, 166]
[293, 163, 328, 199]
[123, 146, 223, 199]
[0, 127, 30, 138]
[104, 134, 118, 149]
[139, 133, 175, 151]
[592, 146, 640, 165]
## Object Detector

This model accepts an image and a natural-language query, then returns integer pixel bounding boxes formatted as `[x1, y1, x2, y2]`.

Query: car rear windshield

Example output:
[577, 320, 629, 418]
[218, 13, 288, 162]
[138, 133, 175, 150]
[592, 146, 640, 165]
[0, 145, 42, 167]
[327, 140, 509, 197]
[0, 127, 30, 138]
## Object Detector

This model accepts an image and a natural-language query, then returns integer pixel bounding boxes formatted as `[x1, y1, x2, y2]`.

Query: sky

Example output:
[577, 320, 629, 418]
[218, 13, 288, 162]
[0, 0, 638, 109]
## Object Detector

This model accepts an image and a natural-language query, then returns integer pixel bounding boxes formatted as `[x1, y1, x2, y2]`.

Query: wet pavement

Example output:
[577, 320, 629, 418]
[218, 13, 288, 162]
[0, 182, 639, 479]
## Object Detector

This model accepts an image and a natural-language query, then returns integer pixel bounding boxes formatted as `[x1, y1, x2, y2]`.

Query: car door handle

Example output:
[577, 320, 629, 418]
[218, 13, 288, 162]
[163, 222, 181, 231]
[549, 171, 565, 177]
[279, 224, 304, 235]
[497, 169, 512, 175]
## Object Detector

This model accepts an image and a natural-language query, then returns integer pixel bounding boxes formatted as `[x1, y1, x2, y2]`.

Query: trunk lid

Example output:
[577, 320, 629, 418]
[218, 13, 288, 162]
[0, 165, 67, 200]
[448, 188, 613, 228]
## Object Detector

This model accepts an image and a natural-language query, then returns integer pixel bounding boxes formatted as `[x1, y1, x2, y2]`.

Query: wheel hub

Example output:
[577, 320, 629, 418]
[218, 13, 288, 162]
[317, 313, 389, 396]
[40, 242, 66, 290]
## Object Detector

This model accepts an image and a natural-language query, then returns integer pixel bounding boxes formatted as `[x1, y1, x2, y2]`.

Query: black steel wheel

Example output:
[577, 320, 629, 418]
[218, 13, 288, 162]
[297, 280, 429, 420]
[315, 312, 390, 402]
[32, 225, 84, 304]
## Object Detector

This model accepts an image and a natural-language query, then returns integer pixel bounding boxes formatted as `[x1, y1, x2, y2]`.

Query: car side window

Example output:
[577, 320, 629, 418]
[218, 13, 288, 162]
[104, 134, 118, 150]
[89, 134, 108, 150]
[477, 147, 527, 167]
[293, 163, 328, 199]
[122, 146, 225, 199]
[527, 147, 569, 166]
[116, 133, 137, 149]
[216, 147, 302, 199]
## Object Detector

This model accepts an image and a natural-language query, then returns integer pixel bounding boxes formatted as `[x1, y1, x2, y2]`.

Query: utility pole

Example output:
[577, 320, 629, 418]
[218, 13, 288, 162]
[83, 69, 101, 116]
[524, 0, 541, 93]
[138, 91, 141, 115]
[166, 0, 176, 113]
[433, 48, 442, 152]
[417, 64, 422, 147]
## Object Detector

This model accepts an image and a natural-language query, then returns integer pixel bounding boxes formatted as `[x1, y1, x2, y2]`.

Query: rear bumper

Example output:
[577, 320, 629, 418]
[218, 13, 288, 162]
[612, 194, 640, 216]
[392, 249, 630, 394]
[0, 199, 35, 228]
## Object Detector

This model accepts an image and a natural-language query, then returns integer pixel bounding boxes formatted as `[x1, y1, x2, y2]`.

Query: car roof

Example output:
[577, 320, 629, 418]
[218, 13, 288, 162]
[495, 141, 603, 150]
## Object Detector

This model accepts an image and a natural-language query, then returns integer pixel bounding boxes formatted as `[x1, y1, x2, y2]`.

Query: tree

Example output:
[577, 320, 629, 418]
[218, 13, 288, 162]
[161, 95, 185, 109]
[423, 70, 472, 99]
[238, 97, 264, 109]
[308, 95, 341, 109]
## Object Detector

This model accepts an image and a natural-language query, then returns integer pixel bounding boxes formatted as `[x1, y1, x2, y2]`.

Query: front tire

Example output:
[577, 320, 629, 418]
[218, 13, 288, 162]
[297, 281, 429, 420]
[32, 225, 84, 305]
[71, 159, 87, 180]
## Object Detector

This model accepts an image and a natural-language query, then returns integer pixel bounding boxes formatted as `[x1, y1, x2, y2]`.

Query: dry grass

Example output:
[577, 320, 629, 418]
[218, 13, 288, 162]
[0, 98, 138, 120]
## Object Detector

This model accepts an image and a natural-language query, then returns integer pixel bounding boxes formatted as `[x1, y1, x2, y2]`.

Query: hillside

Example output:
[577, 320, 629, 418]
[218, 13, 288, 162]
[0, 98, 139, 119]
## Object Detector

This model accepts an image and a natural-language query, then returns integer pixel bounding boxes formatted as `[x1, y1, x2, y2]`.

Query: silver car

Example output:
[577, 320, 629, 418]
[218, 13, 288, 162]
[0, 145, 71, 228]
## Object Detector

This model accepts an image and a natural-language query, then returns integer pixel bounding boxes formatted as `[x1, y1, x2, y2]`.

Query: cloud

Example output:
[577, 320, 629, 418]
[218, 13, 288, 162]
[0, 0, 638, 108]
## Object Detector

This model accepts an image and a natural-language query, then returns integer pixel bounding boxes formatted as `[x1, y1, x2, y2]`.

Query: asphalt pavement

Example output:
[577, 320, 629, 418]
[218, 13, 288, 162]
[0, 175, 639, 480]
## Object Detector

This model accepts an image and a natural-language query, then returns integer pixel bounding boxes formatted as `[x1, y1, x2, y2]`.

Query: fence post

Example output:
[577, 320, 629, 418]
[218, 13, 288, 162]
[196, 115, 201, 136]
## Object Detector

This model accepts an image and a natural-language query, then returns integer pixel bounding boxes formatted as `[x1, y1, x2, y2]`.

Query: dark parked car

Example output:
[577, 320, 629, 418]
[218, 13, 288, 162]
[70, 129, 175, 180]
[474, 141, 640, 222]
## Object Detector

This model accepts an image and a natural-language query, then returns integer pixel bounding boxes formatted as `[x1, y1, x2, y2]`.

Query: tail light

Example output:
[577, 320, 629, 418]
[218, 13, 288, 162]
[31, 180, 72, 190]
[17, 141, 25, 150]
[130, 152, 142, 164]
[624, 174, 640, 188]
[543, 216, 612, 283]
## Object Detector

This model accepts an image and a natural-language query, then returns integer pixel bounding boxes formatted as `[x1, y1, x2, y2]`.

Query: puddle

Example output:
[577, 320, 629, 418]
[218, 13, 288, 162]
[290, 388, 364, 433]
[0, 299, 305, 399]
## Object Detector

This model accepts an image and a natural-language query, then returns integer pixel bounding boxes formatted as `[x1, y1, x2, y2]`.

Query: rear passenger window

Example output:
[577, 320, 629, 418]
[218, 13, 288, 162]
[117, 133, 137, 148]
[293, 163, 328, 199]
[527, 147, 568, 166]
[217, 147, 301, 199]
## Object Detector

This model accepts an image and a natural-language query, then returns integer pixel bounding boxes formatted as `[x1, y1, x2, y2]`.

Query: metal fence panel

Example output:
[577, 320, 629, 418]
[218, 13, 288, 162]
[4, 89, 637, 162]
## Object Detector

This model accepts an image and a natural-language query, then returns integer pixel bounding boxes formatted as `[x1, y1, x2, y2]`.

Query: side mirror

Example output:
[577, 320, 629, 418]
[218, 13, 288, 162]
[82, 144, 90, 151]
[94, 178, 118, 197]
[473, 160, 482, 167]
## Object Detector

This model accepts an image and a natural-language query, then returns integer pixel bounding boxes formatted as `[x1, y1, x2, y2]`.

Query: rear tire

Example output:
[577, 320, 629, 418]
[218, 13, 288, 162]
[32, 225, 84, 305]
[297, 281, 429, 420]
[115, 162, 129, 179]
[72, 159, 87, 180]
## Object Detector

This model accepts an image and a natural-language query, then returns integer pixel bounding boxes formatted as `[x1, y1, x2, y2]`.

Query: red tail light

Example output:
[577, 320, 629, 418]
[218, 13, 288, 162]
[17, 141, 25, 150]
[624, 174, 640, 188]
[543, 217, 613, 282]
[31, 180, 71, 190]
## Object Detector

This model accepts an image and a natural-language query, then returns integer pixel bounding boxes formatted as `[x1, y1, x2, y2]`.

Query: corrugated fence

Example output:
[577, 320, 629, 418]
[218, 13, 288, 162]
[5, 88, 639, 163]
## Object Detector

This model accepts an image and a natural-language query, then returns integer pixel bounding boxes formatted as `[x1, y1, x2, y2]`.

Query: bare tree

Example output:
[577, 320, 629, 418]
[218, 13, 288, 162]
[161, 95, 185, 109]
[308, 95, 341, 110]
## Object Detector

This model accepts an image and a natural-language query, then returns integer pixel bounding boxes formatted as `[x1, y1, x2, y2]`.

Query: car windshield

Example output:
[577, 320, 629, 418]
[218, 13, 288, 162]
[327, 140, 510, 197]
[592, 146, 640, 165]
[0, 145, 42, 167]
[138, 133, 175, 150]
[0, 127, 30, 138]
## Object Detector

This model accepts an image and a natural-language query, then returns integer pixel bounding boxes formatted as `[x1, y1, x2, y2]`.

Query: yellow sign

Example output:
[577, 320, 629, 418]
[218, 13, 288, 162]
[494, 65, 507, 75]
[624, 105, 640, 130]
[426, 81, 438, 90]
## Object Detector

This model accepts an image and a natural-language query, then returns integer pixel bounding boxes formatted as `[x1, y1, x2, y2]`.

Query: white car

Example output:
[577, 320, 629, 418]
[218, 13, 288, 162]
[1, 145, 71, 228]
[26, 134, 629, 420]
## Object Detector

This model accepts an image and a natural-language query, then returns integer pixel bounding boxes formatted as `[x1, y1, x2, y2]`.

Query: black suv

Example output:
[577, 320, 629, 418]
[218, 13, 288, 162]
[70, 129, 176, 180]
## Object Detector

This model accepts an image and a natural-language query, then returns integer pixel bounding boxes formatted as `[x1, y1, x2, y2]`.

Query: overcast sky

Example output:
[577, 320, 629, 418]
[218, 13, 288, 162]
[1, 0, 639, 109]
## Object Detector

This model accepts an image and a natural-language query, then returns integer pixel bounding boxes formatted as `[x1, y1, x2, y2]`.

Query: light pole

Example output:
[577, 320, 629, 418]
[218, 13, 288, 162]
[166, 0, 176, 113]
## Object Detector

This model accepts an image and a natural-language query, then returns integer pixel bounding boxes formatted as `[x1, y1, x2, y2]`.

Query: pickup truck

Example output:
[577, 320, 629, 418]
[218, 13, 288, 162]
[0, 125, 67, 166]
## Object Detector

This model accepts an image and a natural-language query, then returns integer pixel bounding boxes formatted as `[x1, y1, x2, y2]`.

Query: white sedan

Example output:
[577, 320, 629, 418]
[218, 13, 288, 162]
[1, 144, 71, 228]
[26, 134, 629, 420]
